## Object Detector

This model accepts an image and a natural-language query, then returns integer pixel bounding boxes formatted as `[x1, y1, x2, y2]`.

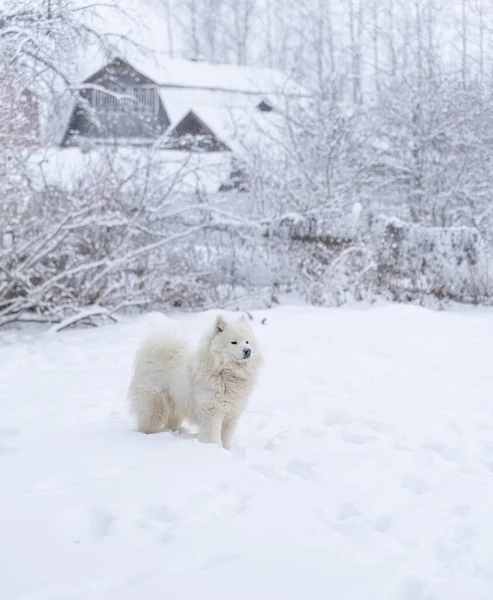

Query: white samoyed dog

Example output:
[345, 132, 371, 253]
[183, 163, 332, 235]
[128, 313, 263, 449]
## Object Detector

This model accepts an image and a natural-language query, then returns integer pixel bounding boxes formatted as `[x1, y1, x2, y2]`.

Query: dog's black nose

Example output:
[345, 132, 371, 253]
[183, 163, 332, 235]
[243, 347, 251, 358]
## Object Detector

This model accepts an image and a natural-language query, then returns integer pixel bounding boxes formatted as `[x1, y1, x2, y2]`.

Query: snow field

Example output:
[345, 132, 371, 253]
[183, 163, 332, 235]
[1, 304, 493, 599]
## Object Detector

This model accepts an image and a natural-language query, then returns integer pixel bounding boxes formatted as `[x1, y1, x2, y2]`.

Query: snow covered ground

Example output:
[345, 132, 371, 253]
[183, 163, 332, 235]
[1, 304, 493, 600]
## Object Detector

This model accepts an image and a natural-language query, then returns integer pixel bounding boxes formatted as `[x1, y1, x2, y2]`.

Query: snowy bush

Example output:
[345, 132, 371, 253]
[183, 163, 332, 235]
[2, 143, 493, 328]
[373, 218, 490, 304]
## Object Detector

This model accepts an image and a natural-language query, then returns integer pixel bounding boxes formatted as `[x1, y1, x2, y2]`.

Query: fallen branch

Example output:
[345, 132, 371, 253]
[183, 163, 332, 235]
[48, 306, 119, 333]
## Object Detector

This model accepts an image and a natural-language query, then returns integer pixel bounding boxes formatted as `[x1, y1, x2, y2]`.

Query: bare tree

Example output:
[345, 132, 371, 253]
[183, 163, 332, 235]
[461, 0, 468, 87]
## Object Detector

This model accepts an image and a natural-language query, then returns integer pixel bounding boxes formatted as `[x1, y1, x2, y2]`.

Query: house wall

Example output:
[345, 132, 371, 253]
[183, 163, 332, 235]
[68, 94, 169, 142]
[1, 87, 40, 147]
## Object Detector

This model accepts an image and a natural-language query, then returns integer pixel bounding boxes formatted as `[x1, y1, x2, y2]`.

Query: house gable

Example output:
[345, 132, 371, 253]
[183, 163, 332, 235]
[84, 57, 156, 88]
[62, 58, 170, 147]
[164, 110, 230, 152]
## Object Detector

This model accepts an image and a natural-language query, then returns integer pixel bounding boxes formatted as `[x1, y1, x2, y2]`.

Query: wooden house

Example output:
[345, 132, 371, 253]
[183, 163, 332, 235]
[60, 56, 307, 153]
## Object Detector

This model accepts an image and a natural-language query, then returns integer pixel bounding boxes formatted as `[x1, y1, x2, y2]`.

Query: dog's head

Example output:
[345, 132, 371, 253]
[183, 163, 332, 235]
[209, 313, 264, 370]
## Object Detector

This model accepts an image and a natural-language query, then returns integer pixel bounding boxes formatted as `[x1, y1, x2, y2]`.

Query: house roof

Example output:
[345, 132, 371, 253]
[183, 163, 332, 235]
[158, 87, 267, 125]
[75, 52, 308, 98]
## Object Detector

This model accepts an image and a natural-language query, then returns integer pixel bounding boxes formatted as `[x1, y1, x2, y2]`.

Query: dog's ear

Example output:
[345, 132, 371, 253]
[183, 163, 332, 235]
[215, 314, 228, 333]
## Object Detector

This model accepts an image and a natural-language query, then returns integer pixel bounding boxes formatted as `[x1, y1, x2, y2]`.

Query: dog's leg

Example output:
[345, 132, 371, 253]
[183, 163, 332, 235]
[135, 390, 169, 434]
[137, 413, 165, 434]
[221, 416, 239, 450]
[167, 414, 183, 432]
[198, 413, 222, 446]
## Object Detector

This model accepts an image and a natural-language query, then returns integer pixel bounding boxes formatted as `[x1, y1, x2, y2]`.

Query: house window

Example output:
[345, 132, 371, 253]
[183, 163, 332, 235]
[89, 88, 159, 113]
[257, 100, 274, 112]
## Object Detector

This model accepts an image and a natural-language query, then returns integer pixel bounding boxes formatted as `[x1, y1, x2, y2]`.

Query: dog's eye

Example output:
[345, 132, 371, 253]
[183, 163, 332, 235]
[231, 341, 237, 345]
[246, 341, 249, 344]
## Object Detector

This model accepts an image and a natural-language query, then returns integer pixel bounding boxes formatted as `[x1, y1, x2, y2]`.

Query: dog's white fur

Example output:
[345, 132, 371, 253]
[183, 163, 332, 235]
[128, 313, 263, 449]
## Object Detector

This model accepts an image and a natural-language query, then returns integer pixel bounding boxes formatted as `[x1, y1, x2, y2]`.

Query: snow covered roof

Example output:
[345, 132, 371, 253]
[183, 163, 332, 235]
[78, 54, 307, 98]
[158, 88, 264, 125]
